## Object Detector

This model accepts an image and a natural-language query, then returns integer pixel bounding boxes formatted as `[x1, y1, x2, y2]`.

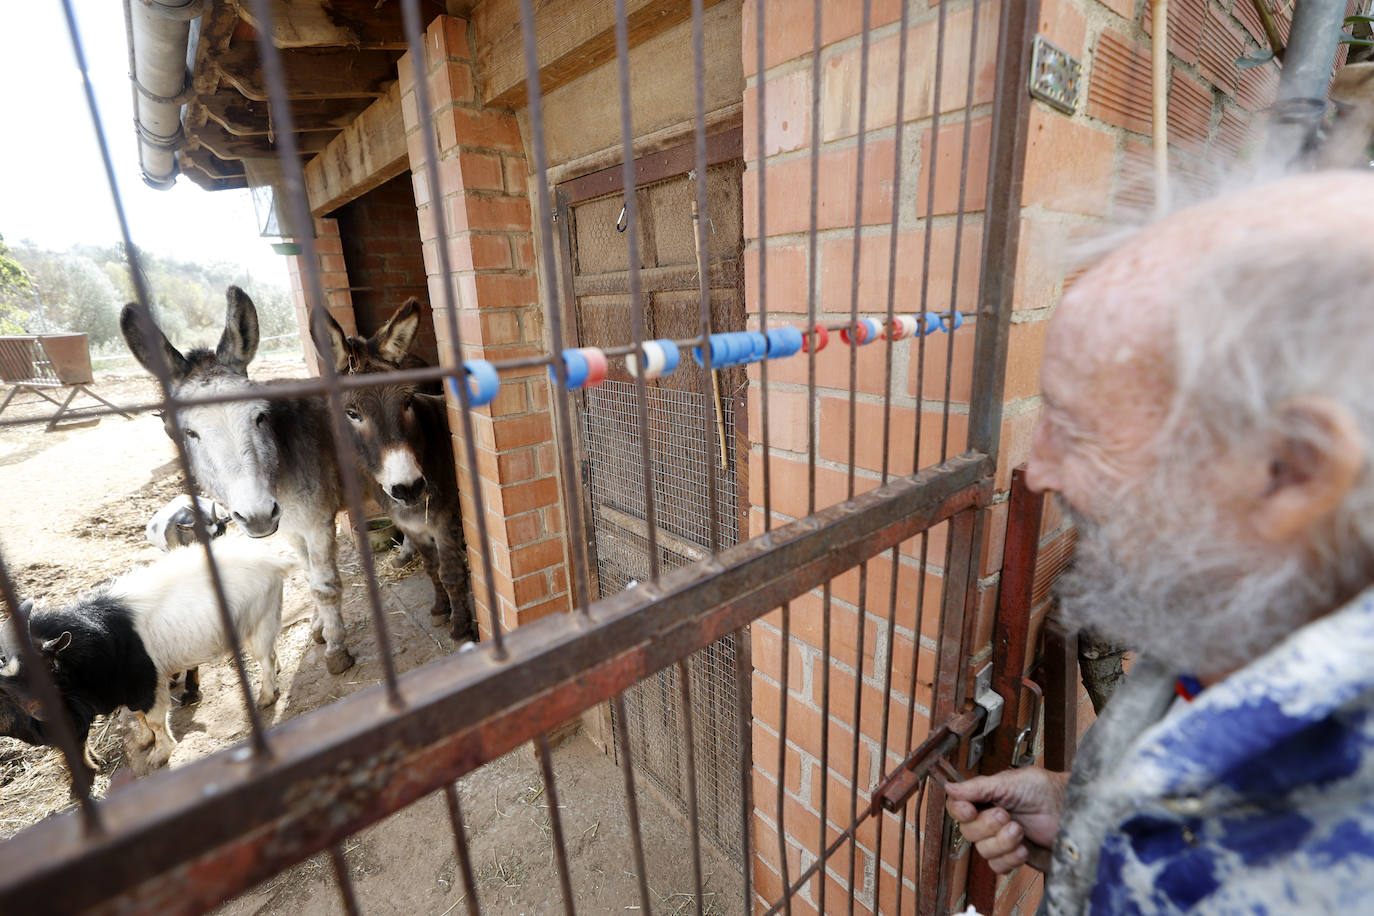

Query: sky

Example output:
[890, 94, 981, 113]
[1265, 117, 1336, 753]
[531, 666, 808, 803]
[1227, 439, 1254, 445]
[0, 1, 289, 285]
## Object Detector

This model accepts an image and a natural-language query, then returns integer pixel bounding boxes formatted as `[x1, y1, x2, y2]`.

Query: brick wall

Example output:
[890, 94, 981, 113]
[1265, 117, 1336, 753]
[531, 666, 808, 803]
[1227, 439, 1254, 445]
[398, 15, 570, 637]
[287, 217, 356, 376]
[333, 172, 437, 366]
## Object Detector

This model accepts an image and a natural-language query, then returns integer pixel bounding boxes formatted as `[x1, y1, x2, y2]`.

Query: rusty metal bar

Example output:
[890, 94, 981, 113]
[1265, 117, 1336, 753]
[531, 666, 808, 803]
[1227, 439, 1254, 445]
[246, 0, 402, 700]
[733, 625, 755, 909]
[941, 0, 984, 462]
[968, 468, 1045, 915]
[613, 0, 660, 586]
[1042, 616, 1079, 773]
[328, 843, 363, 916]
[610, 694, 654, 913]
[805, 0, 823, 517]
[677, 658, 706, 916]
[61, 0, 274, 761]
[818, 580, 834, 913]
[967, 0, 1040, 458]
[535, 735, 578, 916]
[399, 0, 503, 657]
[517, 0, 597, 619]
[0, 455, 991, 916]
[442, 784, 482, 915]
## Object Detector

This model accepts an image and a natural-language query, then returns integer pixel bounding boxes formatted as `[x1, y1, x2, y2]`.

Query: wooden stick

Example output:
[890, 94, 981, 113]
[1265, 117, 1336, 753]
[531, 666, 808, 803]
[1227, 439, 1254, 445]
[690, 195, 730, 469]
[1152, 0, 1170, 216]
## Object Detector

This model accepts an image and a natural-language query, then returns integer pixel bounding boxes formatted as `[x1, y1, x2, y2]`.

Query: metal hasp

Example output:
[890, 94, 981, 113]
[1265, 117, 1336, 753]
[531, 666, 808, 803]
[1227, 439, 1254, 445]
[869, 705, 985, 815]
[1028, 35, 1081, 115]
[967, 662, 1004, 768]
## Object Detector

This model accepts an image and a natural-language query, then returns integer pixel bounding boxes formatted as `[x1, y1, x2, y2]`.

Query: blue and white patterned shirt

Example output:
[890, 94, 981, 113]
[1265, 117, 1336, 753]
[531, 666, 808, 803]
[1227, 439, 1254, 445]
[1041, 586, 1374, 914]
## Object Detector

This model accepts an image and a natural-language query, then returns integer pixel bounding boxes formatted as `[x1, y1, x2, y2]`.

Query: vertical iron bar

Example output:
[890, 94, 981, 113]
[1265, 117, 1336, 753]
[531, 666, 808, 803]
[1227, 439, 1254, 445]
[940, 0, 982, 462]
[894, 529, 930, 916]
[872, 542, 903, 910]
[678, 659, 706, 916]
[535, 734, 578, 916]
[610, 694, 655, 914]
[843, 4, 874, 909]
[61, 0, 274, 752]
[400, 0, 507, 656]
[443, 784, 482, 915]
[246, 0, 401, 704]
[613, 0, 660, 586]
[754, 0, 773, 536]
[515, 0, 596, 617]
[734, 628, 756, 910]
[776, 601, 792, 916]
[915, 0, 951, 474]
[818, 581, 833, 913]
[0, 548, 99, 830]
[966, 0, 1039, 458]
[329, 843, 363, 916]
[689, 0, 722, 556]
[805, 0, 824, 517]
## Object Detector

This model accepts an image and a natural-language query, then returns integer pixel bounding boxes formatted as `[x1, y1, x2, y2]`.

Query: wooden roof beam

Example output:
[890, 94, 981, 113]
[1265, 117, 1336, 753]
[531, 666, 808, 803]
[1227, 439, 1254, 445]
[213, 44, 400, 101]
[474, 0, 724, 109]
[191, 120, 334, 160]
[228, 0, 445, 50]
[304, 84, 409, 216]
[199, 94, 366, 137]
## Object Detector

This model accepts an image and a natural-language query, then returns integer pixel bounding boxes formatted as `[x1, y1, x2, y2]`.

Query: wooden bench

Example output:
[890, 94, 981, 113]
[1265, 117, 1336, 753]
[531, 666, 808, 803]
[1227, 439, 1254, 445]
[0, 334, 132, 432]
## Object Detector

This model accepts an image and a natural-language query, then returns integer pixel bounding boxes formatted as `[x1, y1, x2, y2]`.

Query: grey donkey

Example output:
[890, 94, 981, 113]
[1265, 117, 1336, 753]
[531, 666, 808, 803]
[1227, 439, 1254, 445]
[318, 299, 478, 643]
[120, 286, 356, 674]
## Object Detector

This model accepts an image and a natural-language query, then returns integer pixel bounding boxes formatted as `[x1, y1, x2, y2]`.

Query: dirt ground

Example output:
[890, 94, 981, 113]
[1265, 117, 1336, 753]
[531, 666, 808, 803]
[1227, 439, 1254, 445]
[0, 358, 743, 914]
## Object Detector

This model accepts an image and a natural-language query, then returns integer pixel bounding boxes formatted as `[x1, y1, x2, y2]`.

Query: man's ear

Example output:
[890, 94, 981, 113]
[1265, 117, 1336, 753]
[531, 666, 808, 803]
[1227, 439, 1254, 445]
[1250, 395, 1365, 542]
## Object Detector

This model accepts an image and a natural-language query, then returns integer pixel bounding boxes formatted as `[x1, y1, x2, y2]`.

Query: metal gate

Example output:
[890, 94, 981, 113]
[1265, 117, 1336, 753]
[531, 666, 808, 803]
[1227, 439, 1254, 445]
[0, 0, 1035, 914]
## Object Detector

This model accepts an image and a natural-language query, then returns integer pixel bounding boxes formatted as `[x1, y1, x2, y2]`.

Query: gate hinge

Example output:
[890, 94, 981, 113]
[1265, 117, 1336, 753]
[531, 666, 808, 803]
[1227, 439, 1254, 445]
[967, 663, 1004, 769]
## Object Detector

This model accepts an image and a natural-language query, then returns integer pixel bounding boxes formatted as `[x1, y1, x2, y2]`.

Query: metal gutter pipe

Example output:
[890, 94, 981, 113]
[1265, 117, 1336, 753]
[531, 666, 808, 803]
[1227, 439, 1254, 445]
[1266, 0, 1348, 170]
[124, 0, 205, 190]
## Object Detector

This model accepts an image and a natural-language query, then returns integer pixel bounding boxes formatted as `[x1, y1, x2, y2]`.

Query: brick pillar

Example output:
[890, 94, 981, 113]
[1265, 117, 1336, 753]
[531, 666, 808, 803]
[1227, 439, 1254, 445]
[398, 15, 570, 638]
[286, 217, 356, 375]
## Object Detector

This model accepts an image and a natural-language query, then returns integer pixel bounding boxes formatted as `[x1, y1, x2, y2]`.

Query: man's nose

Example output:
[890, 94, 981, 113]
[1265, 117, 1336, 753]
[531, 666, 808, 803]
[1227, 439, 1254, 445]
[1023, 421, 1058, 493]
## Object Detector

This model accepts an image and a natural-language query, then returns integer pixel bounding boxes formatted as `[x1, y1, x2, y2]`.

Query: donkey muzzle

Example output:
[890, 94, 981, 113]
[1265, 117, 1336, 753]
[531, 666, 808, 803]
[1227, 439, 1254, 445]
[388, 477, 427, 506]
[231, 501, 282, 538]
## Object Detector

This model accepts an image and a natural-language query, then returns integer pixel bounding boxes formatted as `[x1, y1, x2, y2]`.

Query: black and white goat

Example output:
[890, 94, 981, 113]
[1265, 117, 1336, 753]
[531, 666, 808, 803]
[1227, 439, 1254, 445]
[0, 541, 292, 770]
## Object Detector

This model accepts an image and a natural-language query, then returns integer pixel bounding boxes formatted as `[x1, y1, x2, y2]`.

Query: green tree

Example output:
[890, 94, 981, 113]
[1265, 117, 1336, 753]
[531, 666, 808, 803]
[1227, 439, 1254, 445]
[0, 234, 33, 334]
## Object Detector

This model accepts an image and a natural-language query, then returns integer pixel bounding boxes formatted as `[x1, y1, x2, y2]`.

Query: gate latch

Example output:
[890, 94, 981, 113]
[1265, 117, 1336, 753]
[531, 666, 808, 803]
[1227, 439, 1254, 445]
[967, 663, 1004, 769]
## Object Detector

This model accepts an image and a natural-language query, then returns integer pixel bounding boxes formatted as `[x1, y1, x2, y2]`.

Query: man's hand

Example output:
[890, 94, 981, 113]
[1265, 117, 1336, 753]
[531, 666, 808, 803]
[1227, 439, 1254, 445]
[943, 766, 1070, 874]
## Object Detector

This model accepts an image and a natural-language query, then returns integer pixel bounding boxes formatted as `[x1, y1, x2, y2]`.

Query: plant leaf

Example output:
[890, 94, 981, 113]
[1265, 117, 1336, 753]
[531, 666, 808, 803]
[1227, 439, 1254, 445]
[1236, 50, 1275, 68]
[1345, 15, 1374, 25]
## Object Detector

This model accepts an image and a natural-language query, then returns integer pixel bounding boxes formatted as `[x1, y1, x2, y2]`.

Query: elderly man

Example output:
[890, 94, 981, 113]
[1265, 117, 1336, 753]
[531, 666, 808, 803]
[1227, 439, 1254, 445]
[945, 171, 1374, 913]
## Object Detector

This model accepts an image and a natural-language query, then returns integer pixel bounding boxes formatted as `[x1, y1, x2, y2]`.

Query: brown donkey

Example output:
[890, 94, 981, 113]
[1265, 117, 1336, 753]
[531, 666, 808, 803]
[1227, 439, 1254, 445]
[320, 301, 478, 643]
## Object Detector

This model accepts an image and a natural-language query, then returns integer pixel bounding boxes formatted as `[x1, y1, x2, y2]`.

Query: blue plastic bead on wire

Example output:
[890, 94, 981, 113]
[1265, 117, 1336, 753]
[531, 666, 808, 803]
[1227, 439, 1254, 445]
[941, 310, 964, 332]
[766, 326, 803, 358]
[550, 348, 590, 390]
[449, 359, 500, 407]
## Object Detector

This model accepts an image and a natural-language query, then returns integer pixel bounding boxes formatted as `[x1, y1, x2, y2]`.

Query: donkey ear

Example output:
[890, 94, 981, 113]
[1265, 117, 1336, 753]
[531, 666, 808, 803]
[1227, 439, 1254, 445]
[217, 286, 260, 375]
[121, 304, 191, 382]
[315, 308, 354, 374]
[372, 299, 422, 367]
[41, 632, 72, 656]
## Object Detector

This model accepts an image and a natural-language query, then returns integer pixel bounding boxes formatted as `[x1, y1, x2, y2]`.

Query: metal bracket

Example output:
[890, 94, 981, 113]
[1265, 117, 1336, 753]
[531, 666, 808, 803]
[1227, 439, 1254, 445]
[967, 663, 1004, 768]
[1028, 35, 1081, 115]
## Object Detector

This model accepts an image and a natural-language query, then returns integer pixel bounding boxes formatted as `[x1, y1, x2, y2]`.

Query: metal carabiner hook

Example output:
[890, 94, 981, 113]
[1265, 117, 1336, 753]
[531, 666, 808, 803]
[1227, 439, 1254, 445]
[616, 204, 628, 233]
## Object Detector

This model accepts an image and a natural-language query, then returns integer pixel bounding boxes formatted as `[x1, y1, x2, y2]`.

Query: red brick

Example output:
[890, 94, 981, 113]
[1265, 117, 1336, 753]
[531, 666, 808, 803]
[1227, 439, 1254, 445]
[503, 509, 545, 547]
[744, 67, 812, 159]
[745, 243, 811, 315]
[1236, 54, 1279, 111]
[447, 107, 525, 154]
[1167, 69, 1214, 155]
[1038, 0, 1088, 57]
[820, 3, 998, 142]
[449, 193, 532, 235]
[819, 224, 984, 318]
[1141, 0, 1206, 64]
[1088, 30, 1153, 134]
[744, 139, 896, 237]
[740, 0, 902, 77]
[1212, 105, 1253, 160]
[1022, 106, 1116, 217]
[1198, 6, 1246, 93]
[747, 387, 812, 455]
[502, 155, 528, 196]
[1014, 217, 1068, 311]
[455, 150, 505, 191]
[517, 592, 570, 621]
[914, 117, 993, 217]
[490, 412, 552, 451]
[428, 61, 474, 111]
[425, 16, 469, 68]
[462, 272, 538, 309]
[510, 536, 564, 578]
[512, 570, 551, 605]
[815, 396, 972, 478]
[753, 671, 827, 763]
[749, 454, 881, 521]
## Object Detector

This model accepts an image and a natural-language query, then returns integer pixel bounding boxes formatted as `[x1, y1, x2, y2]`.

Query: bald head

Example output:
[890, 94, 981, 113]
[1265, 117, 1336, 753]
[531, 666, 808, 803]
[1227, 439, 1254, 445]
[1031, 170, 1374, 677]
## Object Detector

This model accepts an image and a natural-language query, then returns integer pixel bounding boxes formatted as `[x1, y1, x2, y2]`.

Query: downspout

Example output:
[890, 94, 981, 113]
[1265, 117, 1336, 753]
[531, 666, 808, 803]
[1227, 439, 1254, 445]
[124, 0, 205, 190]
[1266, 0, 1348, 171]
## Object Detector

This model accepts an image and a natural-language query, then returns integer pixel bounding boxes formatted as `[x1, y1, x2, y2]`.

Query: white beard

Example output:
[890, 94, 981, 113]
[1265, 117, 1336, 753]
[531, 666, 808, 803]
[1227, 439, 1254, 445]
[1053, 480, 1332, 678]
